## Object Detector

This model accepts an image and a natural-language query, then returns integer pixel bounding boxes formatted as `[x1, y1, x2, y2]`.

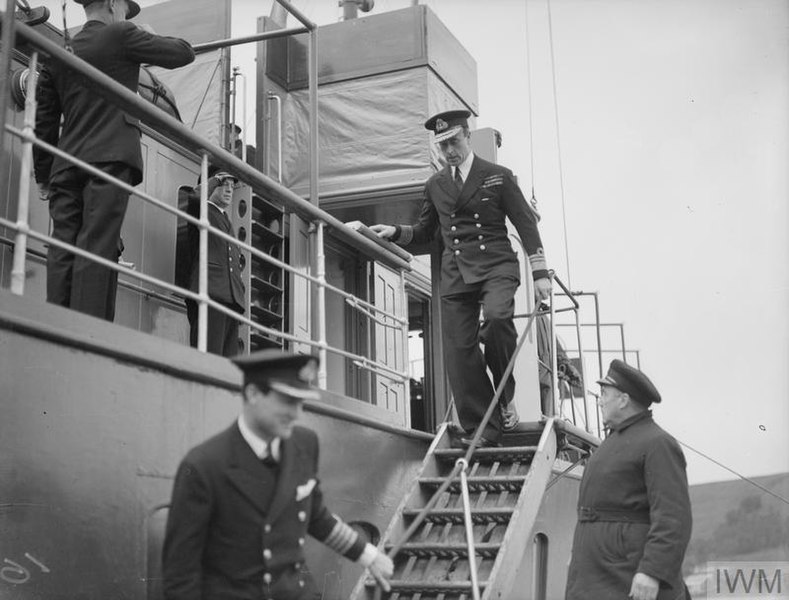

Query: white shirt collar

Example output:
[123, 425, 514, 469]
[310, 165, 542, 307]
[208, 200, 227, 215]
[455, 151, 475, 182]
[237, 415, 280, 461]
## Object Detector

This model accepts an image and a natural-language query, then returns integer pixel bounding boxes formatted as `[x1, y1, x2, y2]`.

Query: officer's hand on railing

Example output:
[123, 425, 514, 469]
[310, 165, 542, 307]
[37, 184, 50, 202]
[369, 224, 396, 240]
[534, 277, 552, 302]
[368, 551, 394, 592]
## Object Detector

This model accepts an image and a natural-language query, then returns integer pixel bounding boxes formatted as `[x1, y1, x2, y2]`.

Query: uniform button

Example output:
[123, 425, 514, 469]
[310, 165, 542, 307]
[478, 235, 483, 240]
[450, 226, 456, 231]
[454, 249, 460, 256]
[476, 223, 481, 228]
[474, 213, 479, 219]
[453, 238, 459, 244]
[229, 267, 233, 272]
[298, 537, 305, 546]
[264, 524, 271, 533]
[299, 580, 305, 588]
[450, 212, 456, 218]
[263, 548, 272, 560]
[480, 244, 487, 250]
[263, 573, 272, 584]
[298, 511, 306, 522]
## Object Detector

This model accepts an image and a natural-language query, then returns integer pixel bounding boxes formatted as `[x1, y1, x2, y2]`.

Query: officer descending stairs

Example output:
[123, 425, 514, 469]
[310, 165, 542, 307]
[350, 305, 599, 600]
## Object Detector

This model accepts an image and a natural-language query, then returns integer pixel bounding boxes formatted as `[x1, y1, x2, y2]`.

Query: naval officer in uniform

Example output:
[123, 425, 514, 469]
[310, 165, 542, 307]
[371, 109, 551, 445]
[183, 168, 246, 357]
[162, 351, 393, 599]
[34, 0, 195, 322]
[565, 360, 692, 600]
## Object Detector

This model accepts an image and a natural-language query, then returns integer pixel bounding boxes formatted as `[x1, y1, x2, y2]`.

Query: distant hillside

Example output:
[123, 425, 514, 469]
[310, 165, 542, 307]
[684, 472, 789, 572]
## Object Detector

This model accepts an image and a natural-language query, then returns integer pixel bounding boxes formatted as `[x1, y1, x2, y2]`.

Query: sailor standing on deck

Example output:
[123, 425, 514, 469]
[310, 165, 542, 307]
[565, 360, 692, 600]
[371, 109, 551, 446]
[33, 0, 195, 322]
[162, 351, 393, 600]
[183, 167, 246, 357]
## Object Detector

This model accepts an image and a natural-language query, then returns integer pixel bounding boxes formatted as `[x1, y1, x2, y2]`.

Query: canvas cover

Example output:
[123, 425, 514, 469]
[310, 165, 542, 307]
[280, 68, 474, 196]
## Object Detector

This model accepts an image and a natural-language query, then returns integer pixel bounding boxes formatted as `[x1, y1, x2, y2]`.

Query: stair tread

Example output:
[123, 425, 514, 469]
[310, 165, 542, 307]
[403, 507, 513, 515]
[366, 579, 488, 591]
[391, 541, 501, 548]
[420, 475, 526, 484]
[434, 446, 538, 458]
[388, 541, 501, 553]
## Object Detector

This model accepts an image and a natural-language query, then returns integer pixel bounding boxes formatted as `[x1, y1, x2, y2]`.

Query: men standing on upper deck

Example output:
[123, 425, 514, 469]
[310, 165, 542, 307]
[370, 109, 551, 446]
[34, 0, 195, 321]
[565, 359, 692, 600]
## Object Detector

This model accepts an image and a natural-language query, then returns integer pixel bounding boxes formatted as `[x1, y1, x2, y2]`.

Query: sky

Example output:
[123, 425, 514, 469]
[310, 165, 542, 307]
[39, 0, 789, 486]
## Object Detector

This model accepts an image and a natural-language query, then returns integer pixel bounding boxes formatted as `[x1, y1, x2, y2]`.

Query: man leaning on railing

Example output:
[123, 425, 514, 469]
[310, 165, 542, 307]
[33, 0, 194, 322]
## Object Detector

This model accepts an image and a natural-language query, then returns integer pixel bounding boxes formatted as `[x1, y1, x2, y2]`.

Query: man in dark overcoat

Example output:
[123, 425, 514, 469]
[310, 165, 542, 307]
[371, 109, 551, 445]
[565, 360, 692, 600]
[34, 0, 194, 321]
[182, 169, 245, 356]
[162, 350, 393, 600]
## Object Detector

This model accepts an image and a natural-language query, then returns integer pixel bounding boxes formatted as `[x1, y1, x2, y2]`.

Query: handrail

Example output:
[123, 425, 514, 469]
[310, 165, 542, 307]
[11, 21, 411, 273]
[378, 302, 543, 600]
[0, 210, 410, 383]
[456, 458, 482, 600]
[5, 20, 412, 388]
[192, 26, 309, 54]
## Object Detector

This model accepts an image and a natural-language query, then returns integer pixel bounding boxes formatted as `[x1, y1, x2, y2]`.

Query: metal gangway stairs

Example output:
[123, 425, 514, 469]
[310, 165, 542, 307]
[351, 294, 600, 600]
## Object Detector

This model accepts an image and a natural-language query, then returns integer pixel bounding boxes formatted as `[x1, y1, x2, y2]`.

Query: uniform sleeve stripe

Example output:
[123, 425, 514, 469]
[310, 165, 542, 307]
[323, 519, 359, 555]
[529, 253, 547, 273]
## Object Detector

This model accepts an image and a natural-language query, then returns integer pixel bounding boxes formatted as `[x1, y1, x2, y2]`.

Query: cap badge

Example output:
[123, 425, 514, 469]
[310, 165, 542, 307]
[298, 361, 317, 383]
[435, 118, 448, 133]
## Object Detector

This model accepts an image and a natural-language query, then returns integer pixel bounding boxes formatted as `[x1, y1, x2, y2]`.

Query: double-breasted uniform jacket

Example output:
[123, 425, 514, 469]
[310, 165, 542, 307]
[34, 20, 195, 186]
[397, 155, 548, 294]
[162, 423, 367, 600]
[186, 200, 245, 311]
[565, 411, 692, 600]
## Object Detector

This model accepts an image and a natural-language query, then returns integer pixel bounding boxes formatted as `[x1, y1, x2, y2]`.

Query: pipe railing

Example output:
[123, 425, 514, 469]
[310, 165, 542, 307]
[4, 19, 412, 387]
[11, 22, 410, 272]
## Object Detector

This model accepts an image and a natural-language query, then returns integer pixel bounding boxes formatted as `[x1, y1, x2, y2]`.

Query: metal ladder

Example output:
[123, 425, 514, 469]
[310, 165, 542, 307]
[350, 420, 561, 600]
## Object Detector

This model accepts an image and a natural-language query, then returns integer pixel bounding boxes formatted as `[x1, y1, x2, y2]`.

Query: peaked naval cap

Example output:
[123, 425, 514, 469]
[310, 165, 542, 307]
[597, 359, 662, 406]
[74, 0, 141, 19]
[425, 109, 472, 143]
[232, 350, 320, 401]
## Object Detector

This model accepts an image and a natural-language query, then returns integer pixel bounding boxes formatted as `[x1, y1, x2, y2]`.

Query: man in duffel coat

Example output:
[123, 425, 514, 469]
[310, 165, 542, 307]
[162, 351, 393, 600]
[34, 0, 195, 321]
[183, 169, 246, 357]
[565, 360, 692, 600]
[371, 109, 551, 445]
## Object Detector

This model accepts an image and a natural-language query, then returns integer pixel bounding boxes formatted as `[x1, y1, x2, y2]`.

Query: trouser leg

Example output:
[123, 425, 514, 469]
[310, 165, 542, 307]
[479, 276, 519, 407]
[46, 169, 85, 308]
[186, 299, 240, 357]
[221, 308, 240, 357]
[441, 290, 501, 441]
[69, 163, 132, 321]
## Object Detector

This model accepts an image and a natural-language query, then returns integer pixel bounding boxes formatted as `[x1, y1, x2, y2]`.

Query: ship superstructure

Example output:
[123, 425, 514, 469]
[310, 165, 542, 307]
[0, 1, 636, 598]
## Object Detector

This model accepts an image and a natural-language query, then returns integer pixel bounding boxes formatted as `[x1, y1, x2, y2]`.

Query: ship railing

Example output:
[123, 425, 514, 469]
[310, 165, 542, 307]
[1, 18, 412, 393]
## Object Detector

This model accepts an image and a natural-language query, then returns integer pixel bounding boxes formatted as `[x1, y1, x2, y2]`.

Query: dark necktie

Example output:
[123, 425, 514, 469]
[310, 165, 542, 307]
[454, 168, 463, 191]
[261, 447, 279, 469]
